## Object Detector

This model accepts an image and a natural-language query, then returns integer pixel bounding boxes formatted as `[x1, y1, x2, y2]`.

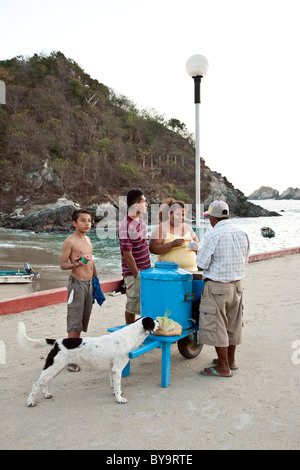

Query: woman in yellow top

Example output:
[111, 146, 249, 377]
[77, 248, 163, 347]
[149, 199, 199, 272]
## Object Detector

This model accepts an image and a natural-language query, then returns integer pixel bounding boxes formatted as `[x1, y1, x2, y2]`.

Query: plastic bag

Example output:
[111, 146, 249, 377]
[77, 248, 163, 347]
[155, 309, 182, 336]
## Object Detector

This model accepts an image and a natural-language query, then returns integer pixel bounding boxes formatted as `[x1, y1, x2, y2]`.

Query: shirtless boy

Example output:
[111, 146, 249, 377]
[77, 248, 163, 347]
[60, 210, 97, 355]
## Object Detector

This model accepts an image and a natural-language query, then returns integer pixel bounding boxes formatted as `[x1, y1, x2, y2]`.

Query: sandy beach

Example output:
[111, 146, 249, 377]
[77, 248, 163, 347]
[0, 254, 299, 450]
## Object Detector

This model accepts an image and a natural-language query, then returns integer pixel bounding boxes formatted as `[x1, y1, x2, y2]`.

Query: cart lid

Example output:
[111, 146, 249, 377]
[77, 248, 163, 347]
[140, 261, 193, 281]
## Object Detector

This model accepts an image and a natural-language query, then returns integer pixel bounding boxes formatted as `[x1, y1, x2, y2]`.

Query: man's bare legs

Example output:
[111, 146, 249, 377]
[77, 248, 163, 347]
[202, 345, 236, 376]
[212, 345, 237, 369]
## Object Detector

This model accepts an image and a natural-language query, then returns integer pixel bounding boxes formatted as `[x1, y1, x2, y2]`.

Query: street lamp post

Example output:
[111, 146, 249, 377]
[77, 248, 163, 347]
[186, 54, 208, 239]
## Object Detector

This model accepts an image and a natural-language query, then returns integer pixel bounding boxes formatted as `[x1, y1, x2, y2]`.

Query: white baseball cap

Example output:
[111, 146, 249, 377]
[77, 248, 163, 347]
[204, 200, 230, 218]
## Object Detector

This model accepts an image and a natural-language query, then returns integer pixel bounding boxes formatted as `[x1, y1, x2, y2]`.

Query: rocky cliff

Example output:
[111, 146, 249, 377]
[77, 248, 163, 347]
[248, 186, 300, 200]
[279, 187, 300, 199]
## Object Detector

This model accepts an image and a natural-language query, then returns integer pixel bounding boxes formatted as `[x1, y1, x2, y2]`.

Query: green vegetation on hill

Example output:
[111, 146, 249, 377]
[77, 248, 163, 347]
[0, 51, 205, 209]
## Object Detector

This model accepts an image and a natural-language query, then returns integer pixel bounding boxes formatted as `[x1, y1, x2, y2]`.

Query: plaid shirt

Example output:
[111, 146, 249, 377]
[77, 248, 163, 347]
[196, 220, 250, 282]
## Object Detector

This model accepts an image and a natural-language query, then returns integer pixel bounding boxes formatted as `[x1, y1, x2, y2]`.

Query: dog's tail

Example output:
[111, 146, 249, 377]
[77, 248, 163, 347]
[17, 322, 56, 349]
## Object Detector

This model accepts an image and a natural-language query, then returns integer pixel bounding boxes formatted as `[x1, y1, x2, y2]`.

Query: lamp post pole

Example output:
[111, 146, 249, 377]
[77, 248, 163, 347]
[194, 76, 201, 239]
[186, 55, 208, 239]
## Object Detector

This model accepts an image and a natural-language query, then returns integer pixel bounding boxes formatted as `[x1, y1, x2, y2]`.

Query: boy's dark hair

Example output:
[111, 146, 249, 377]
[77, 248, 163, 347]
[72, 209, 92, 222]
[127, 189, 143, 208]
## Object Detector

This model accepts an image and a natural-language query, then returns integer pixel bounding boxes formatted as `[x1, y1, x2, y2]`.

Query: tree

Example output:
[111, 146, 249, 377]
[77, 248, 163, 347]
[168, 118, 188, 137]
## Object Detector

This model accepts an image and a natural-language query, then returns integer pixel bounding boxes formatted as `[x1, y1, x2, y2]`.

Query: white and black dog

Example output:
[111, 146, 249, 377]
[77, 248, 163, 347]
[18, 317, 159, 407]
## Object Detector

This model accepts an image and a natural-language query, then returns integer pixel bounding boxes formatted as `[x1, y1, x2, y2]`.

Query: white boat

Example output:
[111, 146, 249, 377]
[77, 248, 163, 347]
[0, 263, 40, 284]
[0, 271, 34, 284]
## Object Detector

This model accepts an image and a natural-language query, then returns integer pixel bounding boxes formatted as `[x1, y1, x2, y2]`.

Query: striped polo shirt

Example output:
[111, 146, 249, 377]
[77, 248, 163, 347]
[118, 215, 151, 277]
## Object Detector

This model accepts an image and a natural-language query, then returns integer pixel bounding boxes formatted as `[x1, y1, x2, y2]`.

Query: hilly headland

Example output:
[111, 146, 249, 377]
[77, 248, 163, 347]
[0, 52, 279, 232]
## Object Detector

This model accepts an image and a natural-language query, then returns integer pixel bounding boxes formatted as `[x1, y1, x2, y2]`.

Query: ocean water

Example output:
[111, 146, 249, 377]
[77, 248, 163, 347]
[0, 199, 299, 281]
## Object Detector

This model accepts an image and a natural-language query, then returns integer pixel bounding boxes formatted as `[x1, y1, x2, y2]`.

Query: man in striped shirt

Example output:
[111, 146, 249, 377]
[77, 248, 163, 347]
[118, 190, 151, 324]
[196, 200, 250, 377]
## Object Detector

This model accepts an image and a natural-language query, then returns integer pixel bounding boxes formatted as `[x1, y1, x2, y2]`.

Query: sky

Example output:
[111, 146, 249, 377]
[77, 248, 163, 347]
[1, 0, 300, 196]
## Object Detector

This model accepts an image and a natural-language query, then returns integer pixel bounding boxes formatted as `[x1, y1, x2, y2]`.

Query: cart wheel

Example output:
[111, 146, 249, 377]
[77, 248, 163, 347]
[177, 336, 203, 359]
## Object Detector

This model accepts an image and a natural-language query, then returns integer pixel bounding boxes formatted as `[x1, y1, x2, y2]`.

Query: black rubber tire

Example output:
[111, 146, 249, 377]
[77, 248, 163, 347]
[177, 336, 203, 359]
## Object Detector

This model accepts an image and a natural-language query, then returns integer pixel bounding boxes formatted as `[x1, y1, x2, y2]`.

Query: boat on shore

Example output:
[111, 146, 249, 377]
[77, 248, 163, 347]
[0, 263, 40, 284]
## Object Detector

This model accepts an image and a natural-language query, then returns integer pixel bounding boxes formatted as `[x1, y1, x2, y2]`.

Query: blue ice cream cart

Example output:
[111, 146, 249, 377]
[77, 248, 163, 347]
[108, 261, 205, 387]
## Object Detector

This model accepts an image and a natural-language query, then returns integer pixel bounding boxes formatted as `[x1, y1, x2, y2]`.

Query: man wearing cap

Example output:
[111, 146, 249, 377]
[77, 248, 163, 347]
[196, 200, 250, 377]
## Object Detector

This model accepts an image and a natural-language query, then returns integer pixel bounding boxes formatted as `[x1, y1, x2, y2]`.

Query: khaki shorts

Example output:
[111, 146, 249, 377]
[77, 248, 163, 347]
[67, 276, 93, 333]
[199, 280, 244, 347]
[124, 274, 141, 315]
